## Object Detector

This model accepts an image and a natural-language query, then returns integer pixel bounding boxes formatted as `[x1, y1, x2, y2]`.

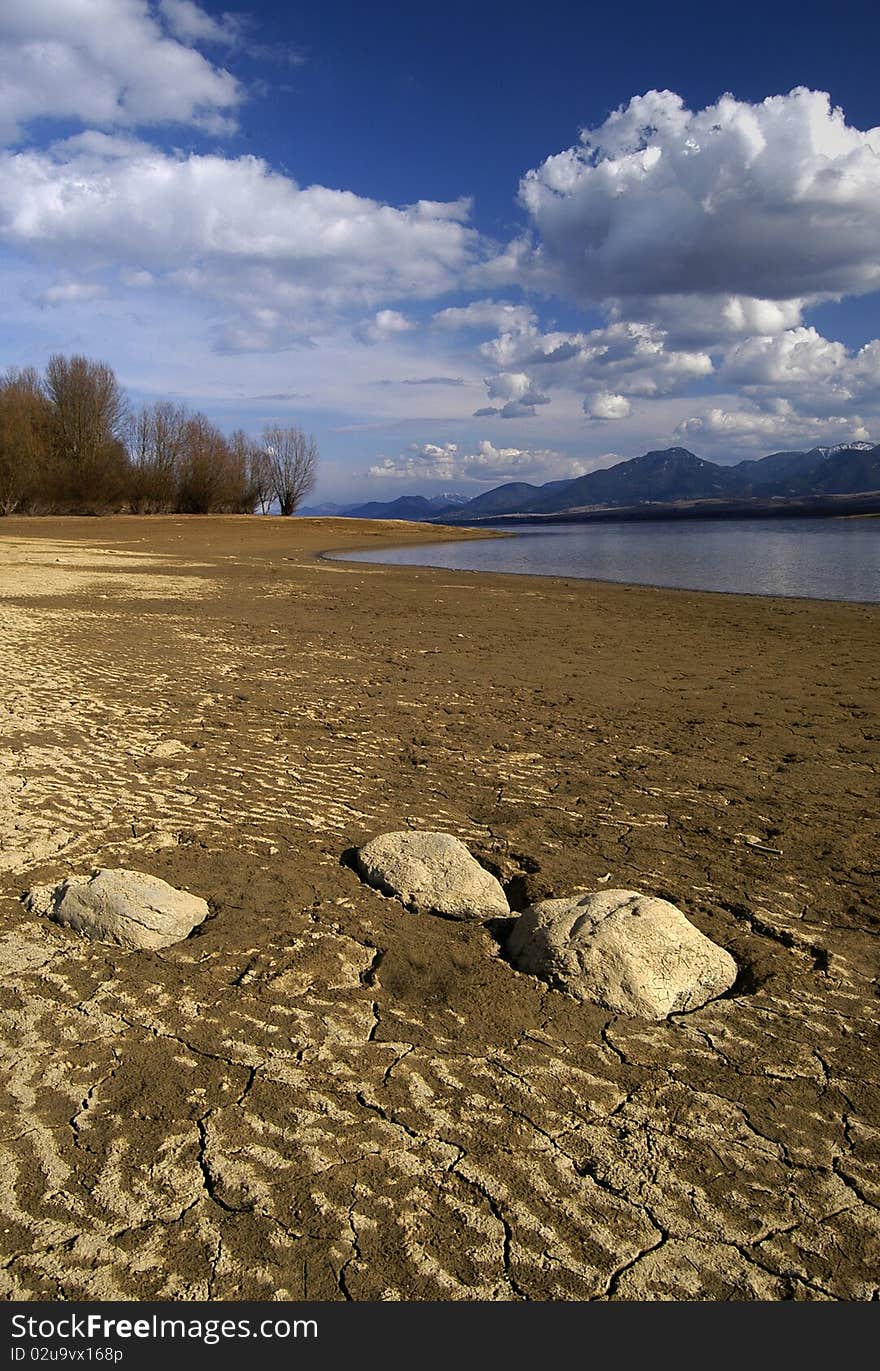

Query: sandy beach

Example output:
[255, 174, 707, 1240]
[1, 514, 878, 1301]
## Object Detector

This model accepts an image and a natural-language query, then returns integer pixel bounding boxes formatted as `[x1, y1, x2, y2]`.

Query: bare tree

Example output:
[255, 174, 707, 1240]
[229, 429, 270, 514]
[262, 424, 318, 516]
[127, 400, 189, 512]
[249, 446, 275, 515]
[176, 413, 235, 513]
[44, 353, 130, 510]
[0, 367, 51, 514]
[1, 354, 320, 518]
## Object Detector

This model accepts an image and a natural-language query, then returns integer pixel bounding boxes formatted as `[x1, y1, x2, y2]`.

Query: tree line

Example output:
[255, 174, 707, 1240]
[0, 354, 318, 516]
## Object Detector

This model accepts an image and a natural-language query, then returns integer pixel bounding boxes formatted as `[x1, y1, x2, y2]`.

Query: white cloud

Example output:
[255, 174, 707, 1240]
[677, 400, 873, 451]
[50, 130, 159, 161]
[36, 279, 106, 306]
[586, 392, 631, 420]
[476, 370, 550, 419]
[353, 309, 414, 344]
[3, 35, 879, 475]
[367, 440, 592, 484]
[722, 327, 847, 388]
[158, 1, 240, 46]
[675, 327, 880, 453]
[610, 294, 807, 348]
[407, 197, 472, 222]
[712, 328, 880, 421]
[518, 87, 880, 309]
[0, 1, 241, 140]
[477, 317, 712, 419]
[479, 325, 585, 369]
[432, 299, 536, 333]
[0, 141, 481, 344]
[581, 322, 713, 397]
[481, 89, 880, 437]
[484, 372, 546, 403]
[478, 88, 880, 440]
[679, 405, 799, 441]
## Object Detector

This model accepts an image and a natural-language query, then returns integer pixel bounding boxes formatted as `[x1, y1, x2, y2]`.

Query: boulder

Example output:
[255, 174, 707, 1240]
[506, 888, 737, 1018]
[25, 868, 209, 950]
[354, 831, 509, 921]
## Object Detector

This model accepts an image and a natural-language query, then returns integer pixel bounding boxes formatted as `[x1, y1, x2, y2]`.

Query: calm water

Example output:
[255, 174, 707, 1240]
[330, 517, 880, 602]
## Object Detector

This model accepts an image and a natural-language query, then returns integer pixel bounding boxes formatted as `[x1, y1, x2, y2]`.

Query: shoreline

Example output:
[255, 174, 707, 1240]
[1, 514, 878, 1301]
[4, 510, 873, 606]
[323, 524, 880, 608]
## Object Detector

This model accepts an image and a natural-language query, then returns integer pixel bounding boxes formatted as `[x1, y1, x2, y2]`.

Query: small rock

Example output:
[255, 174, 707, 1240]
[506, 888, 737, 1018]
[150, 740, 189, 758]
[25, 868, 209, 950]
[354, 831, 509, 921]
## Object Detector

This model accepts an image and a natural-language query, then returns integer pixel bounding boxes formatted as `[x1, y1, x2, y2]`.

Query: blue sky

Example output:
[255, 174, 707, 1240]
[1, 0, 878, 501]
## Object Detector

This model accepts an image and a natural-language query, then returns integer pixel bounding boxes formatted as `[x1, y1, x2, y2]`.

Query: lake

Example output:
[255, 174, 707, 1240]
[330, 516, 880, 602]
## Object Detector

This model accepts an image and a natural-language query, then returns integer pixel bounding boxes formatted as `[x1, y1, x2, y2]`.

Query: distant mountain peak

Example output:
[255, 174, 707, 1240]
[815, 441, 875, 457]
[304, 440, 880, 524]
[631, 447, 707, 468]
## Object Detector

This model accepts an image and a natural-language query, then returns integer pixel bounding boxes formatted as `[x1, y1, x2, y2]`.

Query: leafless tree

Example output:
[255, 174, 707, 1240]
[44, 353, 130, 510]
[262, 424, 318, 516]
[0, 367, 50, 514]
[176, 413, 236, 513]
[229, 429, 271, 514]
[1, 352, 321, 518]
[249, 446, 275, 515]
[127, 400, 190, 512]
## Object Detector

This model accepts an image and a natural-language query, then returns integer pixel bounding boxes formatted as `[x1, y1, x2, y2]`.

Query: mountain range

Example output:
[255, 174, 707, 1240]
[299, 443, 880, 522]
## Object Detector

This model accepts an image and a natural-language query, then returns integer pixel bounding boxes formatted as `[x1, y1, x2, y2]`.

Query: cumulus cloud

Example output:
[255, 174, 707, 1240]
[367, 440, 592, 484]
[714, 328, 880, 419]
[4, 32, 879, 461]
[477, 317, 713, 420]
[580, 322, 713, 397]
[722, 327, 847, 388]
[475, 370, 551, 419]
[0, 140, 481, 345]
[353, 309, 414, 344]
[672, 324, 880, 451]
[677, 401, 872, 451]
[432, 299, 536, 333]
[518, 87, 880, 308]
[586, 392, 631, 420]
[609, 294, 807, 348]
[473, 88, 880, 441]
[0, 0, 241, 140]
[479, 326, 585, 370]
[484, 371, 549, 404]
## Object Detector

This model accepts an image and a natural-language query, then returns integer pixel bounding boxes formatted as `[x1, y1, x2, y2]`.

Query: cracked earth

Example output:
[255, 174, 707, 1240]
[0, 515, 878, 1301]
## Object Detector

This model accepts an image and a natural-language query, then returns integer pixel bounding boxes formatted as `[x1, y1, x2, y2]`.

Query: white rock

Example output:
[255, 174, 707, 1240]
[26, 868, 209, 950]
[150, 740, 189, 758]
[355, 831, 509, 921]
[507, 888, 737, 1018]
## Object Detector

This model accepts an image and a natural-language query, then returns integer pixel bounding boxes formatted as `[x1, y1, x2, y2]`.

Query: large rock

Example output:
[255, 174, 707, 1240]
[354, 831, 509, 921]
[507, 888, 737, 1018]
[25, 868, 209, 950]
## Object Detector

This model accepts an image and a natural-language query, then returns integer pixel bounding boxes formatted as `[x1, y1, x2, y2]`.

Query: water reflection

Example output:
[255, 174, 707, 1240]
[330, 518, 880, 602]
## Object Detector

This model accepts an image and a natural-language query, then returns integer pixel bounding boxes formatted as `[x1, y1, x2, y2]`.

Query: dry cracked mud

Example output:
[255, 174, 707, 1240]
[0, 514, 878, 1301]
